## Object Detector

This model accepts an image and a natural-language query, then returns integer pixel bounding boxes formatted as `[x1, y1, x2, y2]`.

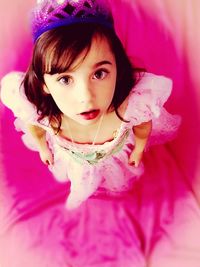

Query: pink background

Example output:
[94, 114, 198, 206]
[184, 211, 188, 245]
[0, 0, 200, 266]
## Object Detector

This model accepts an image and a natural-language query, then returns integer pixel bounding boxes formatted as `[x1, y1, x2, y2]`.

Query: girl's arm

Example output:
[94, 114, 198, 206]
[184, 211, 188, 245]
[129, 120, 152, 167]
[28, 124, 54, 165]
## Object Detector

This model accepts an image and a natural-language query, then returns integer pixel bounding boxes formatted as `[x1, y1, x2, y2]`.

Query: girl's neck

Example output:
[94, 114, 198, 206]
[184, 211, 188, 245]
[58, 111, 119, 144]
[65, 113, 105, 145]
[58, 99, 129, 144]
[61, 113, 105, 132]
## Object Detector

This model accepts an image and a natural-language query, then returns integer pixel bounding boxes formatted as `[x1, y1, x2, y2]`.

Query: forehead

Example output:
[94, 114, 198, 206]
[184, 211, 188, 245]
[42, 31, 115, 74]
[70, 35, 115, 69]
[90, 35, 113, 57]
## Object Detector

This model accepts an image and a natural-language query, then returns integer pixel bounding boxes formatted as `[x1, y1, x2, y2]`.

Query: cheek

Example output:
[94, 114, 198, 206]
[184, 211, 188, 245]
[108, 78, 116, 98]
[50, 93, 63, 106]
[49, 91, 70, 109]
[50, 89, 69, 102]
[100, 85, 116, 107]
[53, 98, 74, 115]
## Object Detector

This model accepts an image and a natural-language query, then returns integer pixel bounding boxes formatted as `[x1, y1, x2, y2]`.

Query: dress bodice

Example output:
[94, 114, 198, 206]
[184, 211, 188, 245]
[0, 71, 181, 209]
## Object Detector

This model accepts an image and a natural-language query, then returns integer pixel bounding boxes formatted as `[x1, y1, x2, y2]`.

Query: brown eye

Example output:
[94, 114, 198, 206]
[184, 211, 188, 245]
[58, 75, 72, 85]
[93, 69, 108, 80]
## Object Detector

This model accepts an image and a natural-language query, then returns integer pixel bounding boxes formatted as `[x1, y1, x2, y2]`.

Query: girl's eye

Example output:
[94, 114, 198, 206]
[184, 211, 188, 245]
[57, 76, 72, 85]
[93, 69, 108, 80]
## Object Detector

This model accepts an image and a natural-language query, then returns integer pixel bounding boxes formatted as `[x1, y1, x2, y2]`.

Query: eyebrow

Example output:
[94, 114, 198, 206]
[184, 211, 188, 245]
[57, 60, 113, 75]
[94, 60, 112, 68]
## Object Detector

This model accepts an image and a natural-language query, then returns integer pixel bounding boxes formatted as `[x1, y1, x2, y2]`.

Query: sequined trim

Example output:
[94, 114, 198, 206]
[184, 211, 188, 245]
[32, 0, 114, 41]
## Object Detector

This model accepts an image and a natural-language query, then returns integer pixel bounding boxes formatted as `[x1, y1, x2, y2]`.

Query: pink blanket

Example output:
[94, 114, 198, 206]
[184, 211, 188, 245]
[0, 0, 200, 266]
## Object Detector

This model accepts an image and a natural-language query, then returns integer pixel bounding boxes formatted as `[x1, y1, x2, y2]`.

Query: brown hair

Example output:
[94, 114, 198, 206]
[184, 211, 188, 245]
[23, 23, 144, 132]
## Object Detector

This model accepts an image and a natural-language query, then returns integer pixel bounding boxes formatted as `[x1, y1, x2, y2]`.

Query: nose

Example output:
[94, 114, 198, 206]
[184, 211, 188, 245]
[76, 79, 93, 104]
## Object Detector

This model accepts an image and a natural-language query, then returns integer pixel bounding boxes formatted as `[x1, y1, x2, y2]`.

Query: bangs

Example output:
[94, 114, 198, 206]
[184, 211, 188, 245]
[44, 41, 91, 75]
[33, 24, 116, 78]
[35, 25, 95, 75]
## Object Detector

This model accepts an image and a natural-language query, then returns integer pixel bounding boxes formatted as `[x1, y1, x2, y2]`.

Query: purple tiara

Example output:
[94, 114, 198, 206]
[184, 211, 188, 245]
[31, 0, 114, 42]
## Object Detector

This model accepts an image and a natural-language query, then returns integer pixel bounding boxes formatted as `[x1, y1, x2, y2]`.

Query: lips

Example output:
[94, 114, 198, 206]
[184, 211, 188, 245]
[79, 109, 100, 120]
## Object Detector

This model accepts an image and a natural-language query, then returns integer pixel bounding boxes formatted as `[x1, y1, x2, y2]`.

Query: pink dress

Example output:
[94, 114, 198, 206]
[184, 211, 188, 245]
[0, 71, 182, 267]
[1, 71, 181, 210]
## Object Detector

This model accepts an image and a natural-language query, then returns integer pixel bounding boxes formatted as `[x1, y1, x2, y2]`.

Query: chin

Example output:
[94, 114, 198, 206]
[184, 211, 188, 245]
[78, 117, 100, 126]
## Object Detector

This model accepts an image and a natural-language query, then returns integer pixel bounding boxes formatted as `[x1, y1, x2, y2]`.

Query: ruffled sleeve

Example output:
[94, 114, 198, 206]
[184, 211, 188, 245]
[0, 72, 38, 124]
[0, 72, 51, 151]
[126, 72, 173, 125]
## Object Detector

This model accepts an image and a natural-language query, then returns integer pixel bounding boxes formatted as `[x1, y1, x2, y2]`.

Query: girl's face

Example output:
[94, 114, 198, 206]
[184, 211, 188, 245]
[43, 35, 117, 126]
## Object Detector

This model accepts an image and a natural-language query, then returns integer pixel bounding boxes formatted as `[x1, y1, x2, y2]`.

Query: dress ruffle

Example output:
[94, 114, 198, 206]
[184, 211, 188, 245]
[126, 73, 172, 123]
[125, 73, 181, 146]
[0, 71, 181, 209]
[1, 72, 38, 124]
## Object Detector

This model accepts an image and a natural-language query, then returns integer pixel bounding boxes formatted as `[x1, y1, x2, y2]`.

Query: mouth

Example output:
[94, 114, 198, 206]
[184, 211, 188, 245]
[78, 109, 100, 120]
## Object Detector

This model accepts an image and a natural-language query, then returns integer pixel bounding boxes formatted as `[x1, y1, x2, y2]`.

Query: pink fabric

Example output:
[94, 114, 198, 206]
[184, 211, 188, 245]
[0, 0, 200, 267]
[1, 71, 181, 211]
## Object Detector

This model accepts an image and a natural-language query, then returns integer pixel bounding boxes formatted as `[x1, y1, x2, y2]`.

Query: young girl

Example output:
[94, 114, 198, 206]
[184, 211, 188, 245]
[0, 0, 181, 210]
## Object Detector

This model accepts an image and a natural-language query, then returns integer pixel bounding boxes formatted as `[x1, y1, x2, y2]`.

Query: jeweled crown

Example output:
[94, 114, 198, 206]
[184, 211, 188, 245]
[32, 0, 114, 42]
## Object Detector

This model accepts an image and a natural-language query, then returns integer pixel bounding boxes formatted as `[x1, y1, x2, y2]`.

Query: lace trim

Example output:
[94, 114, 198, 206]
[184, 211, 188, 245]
[58, 129, 130, 165]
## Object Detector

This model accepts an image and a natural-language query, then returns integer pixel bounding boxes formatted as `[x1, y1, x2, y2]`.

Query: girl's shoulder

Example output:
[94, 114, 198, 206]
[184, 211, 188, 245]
[0, 71, 38, 123]
[124, 72, 173, 124]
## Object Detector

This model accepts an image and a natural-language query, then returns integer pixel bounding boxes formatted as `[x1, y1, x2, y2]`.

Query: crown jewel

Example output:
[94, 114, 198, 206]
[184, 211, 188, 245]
[32, 0, 114, 42]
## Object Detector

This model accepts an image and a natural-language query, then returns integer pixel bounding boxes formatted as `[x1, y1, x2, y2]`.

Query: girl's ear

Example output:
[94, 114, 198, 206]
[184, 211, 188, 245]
[43, 84, 50, 94]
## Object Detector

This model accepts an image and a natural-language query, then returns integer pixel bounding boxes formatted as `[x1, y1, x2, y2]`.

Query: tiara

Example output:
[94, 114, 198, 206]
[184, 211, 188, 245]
[32, 0, 114, 42]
